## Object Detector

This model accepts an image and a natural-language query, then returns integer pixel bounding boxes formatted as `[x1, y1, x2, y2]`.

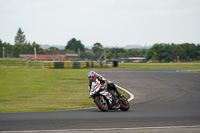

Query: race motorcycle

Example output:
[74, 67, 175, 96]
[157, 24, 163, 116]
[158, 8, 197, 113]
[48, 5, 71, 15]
[89, 81, 130, 112]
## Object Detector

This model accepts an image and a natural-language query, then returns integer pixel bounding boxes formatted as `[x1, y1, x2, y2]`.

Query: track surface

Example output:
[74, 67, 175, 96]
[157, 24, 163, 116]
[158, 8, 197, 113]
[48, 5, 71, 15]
[0, 69, 200, 131]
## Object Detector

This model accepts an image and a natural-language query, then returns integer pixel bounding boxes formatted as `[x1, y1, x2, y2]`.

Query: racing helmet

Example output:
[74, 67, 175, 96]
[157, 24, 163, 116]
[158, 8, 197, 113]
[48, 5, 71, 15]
[88, 71, 97, 81]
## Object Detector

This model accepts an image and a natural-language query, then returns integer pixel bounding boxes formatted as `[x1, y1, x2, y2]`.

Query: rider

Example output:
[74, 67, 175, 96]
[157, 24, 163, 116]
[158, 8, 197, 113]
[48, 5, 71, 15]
[87, 71, 122, 109]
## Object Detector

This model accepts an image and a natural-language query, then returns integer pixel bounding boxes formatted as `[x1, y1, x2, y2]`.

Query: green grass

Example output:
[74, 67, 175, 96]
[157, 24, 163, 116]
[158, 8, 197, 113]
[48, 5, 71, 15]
[181, 69, 200, 73]
[118, 62, 200, 69]
[0, 68, 129, 113]
[0, 68, 96, 112]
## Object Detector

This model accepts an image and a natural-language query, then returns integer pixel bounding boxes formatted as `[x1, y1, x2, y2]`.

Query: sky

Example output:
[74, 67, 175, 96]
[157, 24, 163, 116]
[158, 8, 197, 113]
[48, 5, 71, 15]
[0, 0, 200, 48]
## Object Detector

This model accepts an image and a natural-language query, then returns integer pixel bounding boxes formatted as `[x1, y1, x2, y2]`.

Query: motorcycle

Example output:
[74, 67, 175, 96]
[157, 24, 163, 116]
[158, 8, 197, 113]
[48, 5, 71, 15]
[89, 81, 130, 112]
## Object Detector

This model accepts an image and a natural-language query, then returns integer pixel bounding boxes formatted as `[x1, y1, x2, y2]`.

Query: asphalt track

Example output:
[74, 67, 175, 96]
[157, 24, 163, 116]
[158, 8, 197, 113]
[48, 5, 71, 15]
[0, 68, 200, 132]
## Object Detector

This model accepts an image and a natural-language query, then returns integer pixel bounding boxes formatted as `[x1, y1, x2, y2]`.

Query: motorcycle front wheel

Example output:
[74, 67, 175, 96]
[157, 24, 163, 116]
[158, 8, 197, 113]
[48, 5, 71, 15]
[94, 95, 109, 112]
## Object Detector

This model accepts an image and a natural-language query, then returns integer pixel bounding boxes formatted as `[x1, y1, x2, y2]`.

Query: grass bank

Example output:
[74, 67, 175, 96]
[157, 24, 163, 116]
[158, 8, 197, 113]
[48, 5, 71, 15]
[0, 68, 129, 112]
[181, 69, 200, 73]
[118, 62, 200, 69]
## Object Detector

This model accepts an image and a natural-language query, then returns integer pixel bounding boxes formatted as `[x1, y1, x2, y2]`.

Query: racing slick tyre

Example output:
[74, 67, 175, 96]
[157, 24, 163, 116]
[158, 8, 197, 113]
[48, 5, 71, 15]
[119, 96, 130, 111]
[94, 95, 109, 112]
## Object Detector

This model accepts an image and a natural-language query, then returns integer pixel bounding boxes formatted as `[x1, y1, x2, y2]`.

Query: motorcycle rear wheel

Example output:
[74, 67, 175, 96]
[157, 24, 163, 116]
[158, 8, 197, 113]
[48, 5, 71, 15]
[94, 95, 109, 112]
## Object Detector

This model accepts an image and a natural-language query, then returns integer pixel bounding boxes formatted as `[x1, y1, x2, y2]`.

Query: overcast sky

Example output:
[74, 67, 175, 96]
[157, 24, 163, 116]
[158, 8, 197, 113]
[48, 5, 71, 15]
[0, 0, 200, 47]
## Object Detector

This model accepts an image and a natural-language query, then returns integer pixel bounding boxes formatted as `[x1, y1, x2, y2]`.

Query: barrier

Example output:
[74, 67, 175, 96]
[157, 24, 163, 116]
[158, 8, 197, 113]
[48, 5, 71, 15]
[0, 59, 113, 69]
[43, 61, 107, 69]
[80, 61, 86, 68]
[54, 62, 64, 68]
[44, 61, 54, 69]
[113, 61, 118, 67]
[64, 61, 73, 68]
[92, 61, 96, 67]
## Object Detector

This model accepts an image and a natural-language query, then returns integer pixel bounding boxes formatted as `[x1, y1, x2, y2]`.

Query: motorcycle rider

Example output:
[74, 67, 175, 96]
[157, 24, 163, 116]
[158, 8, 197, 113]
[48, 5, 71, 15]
[87, 71, 122, 109]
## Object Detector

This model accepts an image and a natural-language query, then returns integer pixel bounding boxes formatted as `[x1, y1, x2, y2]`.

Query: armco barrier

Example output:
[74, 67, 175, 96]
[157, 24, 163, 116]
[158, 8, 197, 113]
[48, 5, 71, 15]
[44, 61, 107, 69]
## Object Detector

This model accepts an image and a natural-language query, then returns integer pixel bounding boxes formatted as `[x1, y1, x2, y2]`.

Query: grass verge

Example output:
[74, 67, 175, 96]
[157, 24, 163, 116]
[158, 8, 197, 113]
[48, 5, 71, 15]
[0, 68, 96, 112]
[180, 69, 200, 73]
[0, 68, 130, 112]
[118, 62, 200, 69]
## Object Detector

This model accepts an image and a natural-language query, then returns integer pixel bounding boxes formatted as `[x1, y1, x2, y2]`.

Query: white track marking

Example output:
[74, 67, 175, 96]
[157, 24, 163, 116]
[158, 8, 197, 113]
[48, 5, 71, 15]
[2, 125, 200, 133]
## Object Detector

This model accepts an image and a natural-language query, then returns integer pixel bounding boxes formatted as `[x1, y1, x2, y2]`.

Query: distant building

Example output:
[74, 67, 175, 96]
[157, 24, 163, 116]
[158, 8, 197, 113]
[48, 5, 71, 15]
[66, 54, 79, 61]
[118, 57, 146, 63]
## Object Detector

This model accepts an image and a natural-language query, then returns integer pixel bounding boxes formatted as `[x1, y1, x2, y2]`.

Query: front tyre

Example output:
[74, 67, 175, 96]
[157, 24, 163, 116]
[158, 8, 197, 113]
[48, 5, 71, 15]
[94, 95, 109, 112]
[119, 96, 130, 111]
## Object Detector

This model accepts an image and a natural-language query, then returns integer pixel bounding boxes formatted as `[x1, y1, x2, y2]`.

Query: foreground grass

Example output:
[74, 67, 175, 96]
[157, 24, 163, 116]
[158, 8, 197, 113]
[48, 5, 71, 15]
[0, 68, 94, 112]
[0, 68, 129, 113]
[118, 62, 200, 69]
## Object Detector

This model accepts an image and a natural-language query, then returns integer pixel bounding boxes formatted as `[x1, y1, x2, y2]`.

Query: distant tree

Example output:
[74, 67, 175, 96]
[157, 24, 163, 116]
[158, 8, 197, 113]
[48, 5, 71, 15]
[106, 48, 125, 59]
[146, 43, 200, 62]
[181, 43, 197, 61]
[32, 42, 45, 54]
[146, 43, 173, 62]
[0, 40, 13, 57]
[91, 43, 104, 60]
[15, 28, 26, 45]
[65, 38, 85, 53]
[171, 44, 186, 61]
[66, 49, 76, 54]
[13, 28, 45, 57]
[92, 43, 103, 53]
[197, 44, 200, 60]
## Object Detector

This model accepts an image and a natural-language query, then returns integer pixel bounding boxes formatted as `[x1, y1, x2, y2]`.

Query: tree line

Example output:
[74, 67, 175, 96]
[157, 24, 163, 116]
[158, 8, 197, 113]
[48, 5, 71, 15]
[146, 43, 200, 62]
[0, 28, 200, 62]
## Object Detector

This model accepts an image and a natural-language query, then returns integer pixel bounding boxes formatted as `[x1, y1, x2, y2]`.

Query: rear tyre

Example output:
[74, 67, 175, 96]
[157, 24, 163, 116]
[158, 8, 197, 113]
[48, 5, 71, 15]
[119, 96, 130, 111]
[94, 95, 109, 112]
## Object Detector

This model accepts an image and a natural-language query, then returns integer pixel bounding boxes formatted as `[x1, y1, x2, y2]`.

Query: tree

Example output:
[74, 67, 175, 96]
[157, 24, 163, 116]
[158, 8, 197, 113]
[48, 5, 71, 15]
[171, 44, 186, 61]
[91, 43, 104, 60]
[181, 43, 197, 61]
[32, 42, 45, 54]
[146, 43, 200, 62]
[197, 44, 200, 60]
[15, 28, 26, 45]
[13, 28, 45, 57]
[65, 38, 85, 53]
[92, 43, 103, 53]
[0, 40, 13, 58]
[146, 43, 173, 62]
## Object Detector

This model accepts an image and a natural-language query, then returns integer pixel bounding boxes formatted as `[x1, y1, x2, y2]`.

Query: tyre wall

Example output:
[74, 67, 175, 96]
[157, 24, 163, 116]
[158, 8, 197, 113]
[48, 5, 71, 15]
[44, 61, 107, 69]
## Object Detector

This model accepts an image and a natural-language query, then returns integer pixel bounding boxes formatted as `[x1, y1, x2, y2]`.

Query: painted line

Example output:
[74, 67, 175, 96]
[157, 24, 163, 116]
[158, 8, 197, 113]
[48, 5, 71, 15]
[2, 125, 200, 132]
[96, 72, 134, 102]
